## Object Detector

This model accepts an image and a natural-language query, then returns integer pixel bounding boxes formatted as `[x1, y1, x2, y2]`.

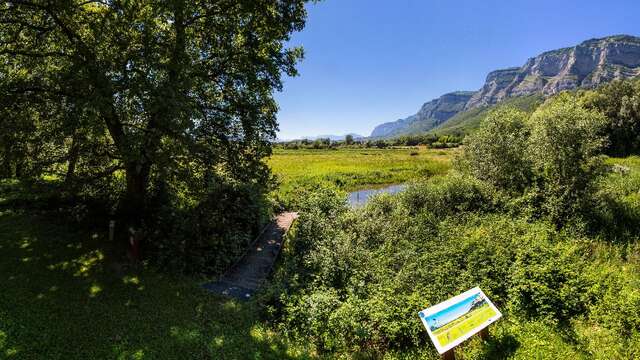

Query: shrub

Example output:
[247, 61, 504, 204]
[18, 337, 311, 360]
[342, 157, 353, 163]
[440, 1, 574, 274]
[527, 93, 608, 226]
[581, 79, 640, 157]
[508, 236, 591, 322]
[148, 180, 271, 274]
[265, 175, 605, 355]
[458, 107, 532, 194]
[399, 175, 500, 216]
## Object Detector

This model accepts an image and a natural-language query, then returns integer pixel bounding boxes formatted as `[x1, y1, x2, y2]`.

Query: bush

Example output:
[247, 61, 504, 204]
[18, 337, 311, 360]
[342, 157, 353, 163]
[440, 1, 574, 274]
[508, 236, 591, 322]
[581, 79, 640, 157]
[263, 93, 640, 358]
[265, 173, 612, 355]
[458, 107, 532, 194]
[399, 175, 500, 216]
[148, 180, 271, 275]
[462, 93, 609, 228]
[527, 93, 608, 226]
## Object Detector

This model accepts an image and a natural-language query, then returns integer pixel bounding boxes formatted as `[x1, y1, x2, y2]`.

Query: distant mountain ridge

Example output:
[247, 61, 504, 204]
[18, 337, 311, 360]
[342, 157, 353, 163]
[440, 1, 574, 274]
[280, 133, 364, 142]
[370, 35, 640, 138]
[370, 91, 474, 138]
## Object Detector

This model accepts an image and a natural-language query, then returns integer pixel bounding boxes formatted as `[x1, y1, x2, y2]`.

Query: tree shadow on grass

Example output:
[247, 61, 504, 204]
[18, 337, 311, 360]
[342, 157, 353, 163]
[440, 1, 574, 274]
[0, 210, 312, 359]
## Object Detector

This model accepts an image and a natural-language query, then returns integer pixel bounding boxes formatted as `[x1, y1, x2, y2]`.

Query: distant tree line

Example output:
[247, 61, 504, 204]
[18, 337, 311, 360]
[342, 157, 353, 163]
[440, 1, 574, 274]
[276, 134, 463, 150]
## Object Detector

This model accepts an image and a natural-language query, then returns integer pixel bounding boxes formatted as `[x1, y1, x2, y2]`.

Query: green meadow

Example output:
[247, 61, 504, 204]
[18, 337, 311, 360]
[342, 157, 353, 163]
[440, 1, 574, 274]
[268, 147, 454, 205]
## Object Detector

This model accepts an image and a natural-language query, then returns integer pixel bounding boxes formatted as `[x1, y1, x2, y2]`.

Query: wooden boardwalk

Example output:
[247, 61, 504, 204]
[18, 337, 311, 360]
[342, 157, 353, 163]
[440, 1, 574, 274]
[203, 212, 298, 300]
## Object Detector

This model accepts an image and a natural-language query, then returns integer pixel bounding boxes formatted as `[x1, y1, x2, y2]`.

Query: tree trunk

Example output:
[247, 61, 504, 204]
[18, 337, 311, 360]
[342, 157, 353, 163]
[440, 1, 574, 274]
[123, 162, 151, 218]
[1, 142, 12, 178]
[119, 161, 151, 260]
[14, 156, 24, 179]
[64, 133, 81, 188]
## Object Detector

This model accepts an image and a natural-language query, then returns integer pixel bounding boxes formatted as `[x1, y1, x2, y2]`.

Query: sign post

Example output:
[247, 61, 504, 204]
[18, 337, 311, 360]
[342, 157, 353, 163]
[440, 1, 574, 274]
[442, 349, 455, 360]
[418, 287, 501, 359]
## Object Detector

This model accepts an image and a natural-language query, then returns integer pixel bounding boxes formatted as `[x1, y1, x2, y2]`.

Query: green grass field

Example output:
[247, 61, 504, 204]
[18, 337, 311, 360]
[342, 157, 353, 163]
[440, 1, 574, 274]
[268, 147, 455, 206]
[433, 303, 497, 347]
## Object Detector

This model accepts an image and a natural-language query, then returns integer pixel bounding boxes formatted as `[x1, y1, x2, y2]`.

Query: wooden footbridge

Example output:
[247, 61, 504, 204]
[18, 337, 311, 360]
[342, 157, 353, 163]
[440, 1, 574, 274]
[202, 212, 298, 300]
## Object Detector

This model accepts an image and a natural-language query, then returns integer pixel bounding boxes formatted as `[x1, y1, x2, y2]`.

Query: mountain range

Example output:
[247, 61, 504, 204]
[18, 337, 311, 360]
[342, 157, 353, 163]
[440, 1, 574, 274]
[278, 133, 364, 142]
[370, 35, 640, 138]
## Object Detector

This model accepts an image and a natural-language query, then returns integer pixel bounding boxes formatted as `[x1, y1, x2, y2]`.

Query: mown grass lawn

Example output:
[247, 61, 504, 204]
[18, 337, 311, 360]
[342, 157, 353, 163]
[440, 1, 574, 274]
[0, 211, 311, 360]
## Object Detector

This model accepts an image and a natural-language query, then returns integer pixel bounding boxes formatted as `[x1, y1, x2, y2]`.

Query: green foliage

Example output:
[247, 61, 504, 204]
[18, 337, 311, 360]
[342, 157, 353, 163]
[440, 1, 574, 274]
[399, 174, 499, 216]
[265, 157, 640, 358]
[581, 79, 640, 156]
[149, 179, 272, 274]
[527, 93, 608, 225]
[508, 237, 592, 321]
[276, 134, 462, 149]
[461, 93, 608, 227]
[345, 134, 354, 145]
[0, 0, 310, 268]
[458, 107, 533, 193]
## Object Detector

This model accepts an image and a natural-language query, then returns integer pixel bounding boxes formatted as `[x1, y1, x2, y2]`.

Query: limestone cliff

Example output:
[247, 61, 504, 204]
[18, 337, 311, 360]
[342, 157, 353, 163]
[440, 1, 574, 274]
[465, 35, 640, 109]
[370, 35, 640, 138]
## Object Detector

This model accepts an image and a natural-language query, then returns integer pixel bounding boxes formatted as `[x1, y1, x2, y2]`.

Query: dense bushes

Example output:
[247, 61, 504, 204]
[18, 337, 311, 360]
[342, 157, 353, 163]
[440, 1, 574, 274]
[264, 94, 640, 357]
[461, 93, 607, 227]
[263, 84, 640, 358]
[264, 171, 640, 358]
[146, 179, 272, 274]
[581, 79, 640, 157]
[458, 107, 532, 193]
[528, 94, 608, 225]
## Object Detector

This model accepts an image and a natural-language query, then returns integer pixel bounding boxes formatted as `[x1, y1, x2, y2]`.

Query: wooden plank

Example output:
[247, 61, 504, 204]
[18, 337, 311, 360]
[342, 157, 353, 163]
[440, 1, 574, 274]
[203, 212, 298, 299]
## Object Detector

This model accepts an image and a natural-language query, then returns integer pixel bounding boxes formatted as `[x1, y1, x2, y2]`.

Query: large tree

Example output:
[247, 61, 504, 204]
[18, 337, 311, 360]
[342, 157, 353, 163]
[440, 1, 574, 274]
[0, 1, 307, 226]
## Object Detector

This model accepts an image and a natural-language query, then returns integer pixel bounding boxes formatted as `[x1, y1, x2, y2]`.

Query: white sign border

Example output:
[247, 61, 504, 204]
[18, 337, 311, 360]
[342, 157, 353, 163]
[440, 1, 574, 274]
[418, 287, 502, 354]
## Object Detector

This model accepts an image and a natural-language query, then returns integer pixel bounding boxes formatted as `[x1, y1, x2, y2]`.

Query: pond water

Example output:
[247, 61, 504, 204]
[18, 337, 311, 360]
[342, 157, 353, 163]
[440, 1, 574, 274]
[348, 183, 407, 207]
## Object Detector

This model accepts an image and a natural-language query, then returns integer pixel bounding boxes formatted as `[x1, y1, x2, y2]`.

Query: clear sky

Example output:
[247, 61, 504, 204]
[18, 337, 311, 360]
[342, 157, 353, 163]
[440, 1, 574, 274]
[274, 0, 640, 140]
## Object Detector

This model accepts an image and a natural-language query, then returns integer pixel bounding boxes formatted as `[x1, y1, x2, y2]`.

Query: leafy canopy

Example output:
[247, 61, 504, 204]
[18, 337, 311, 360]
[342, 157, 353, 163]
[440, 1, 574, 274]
[0, 0, 308, 214]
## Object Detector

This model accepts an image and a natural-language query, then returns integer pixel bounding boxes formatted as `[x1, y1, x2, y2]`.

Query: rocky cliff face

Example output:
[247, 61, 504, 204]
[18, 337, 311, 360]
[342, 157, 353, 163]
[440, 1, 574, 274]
[465, 35, 640, 109]
[370, 35, 640, 138]
[370, 91, 474, 138]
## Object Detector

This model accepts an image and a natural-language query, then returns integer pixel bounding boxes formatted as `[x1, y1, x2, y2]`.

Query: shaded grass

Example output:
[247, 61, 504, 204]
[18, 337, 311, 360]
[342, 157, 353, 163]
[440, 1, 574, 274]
[0, 210, 312, 359]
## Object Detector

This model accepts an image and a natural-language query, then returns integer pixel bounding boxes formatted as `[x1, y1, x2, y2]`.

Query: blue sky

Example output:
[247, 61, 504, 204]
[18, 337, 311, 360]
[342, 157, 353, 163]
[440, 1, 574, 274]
[423, 293, 480, 330]
[275, 0, 640, 140]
